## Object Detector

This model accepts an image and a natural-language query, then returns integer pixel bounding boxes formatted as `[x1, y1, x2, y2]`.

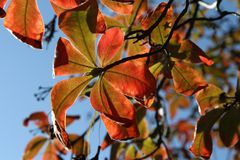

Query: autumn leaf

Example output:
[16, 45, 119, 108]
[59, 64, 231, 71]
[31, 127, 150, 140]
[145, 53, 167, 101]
[69, 134, 90, 157]
[23, 136, 47, 160]
[190, 108, 225, 159]
[66, 115, 80, 126]
[51, 76, 93, 148]
[58, 3, 98, 66]
[125, 145, 136, 160]
[195, 84, 226, 115]
[172, 61, 208, 96]
[4, 0, 44, 48]
[54, 38, 96, 77]
[219, 107, 240, 147]
[0, 0, 7, 18]
[101, 0, 133, 14]
[98, 27, 124, 67]
[101, 114, 140, 140]
[42, 143, 58, 160]
[101, 134, 114, 150]
[23, 111, 49, 132]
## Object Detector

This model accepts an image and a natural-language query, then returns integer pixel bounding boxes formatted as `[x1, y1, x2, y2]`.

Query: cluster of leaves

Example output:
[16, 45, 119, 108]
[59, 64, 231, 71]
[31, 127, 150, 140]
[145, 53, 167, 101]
[1, 0, 240, 159]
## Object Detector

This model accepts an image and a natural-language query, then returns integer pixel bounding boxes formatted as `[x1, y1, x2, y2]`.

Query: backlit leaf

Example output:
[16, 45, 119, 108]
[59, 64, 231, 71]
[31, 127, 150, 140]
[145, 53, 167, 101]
[104, 61, 156, 104]
[98, 27, 124, 67]
[23, 136, 47, 160]
[69, 134, 89, 157]
[54, 38, 96, 77]
[137, 118, 149, 139]
[190, 108, 225, 159]
[4, 0, 44, 48]
[0, 0, 7, 18]
[141, 2, 173, 45]
[42, 143, 58, 160]
[101, 114, 139, 140]
[196, 84, 225, 115]
[219, 107, 240, 147]
[51, 76, 92, 148]
[90, 77, 135, 125]
[125, 145, 136, 160]
[172, 62, 208, 96]
[23, 111, 49, 132]
[101, 0, 133, 14]
[50, 0, 82, 12]
[59, 3, 97, 66]
[101, 134, 114, 150]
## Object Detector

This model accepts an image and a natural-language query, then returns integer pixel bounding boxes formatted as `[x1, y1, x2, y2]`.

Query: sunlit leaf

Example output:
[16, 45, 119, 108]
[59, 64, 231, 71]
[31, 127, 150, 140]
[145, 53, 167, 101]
[101, 114, 139, 140]
[50, 0, 82, 14]
[110, 143, 126, 160]
[172, 61, 208, 96]
[4, 0, 44, 48]
[219, 107, 240, 147]
[125, 145, 136, 160]
[141, 2, 173, 45]
[101, 134, 114, 150]
[137, 118, 149, 139]
[42, 143, 58, 160]
[98, 27, 124, 67]
[54, 38, 96, 76]
[23, 136, 47, 160]
[0, 0, 7, 18]
[90, 77, 135, 125]
[51, 76, 92, 148]
[139, 137, 156, 155]
[59, 3, 98, 66]
[195, 84, 226, 115]
[23, 111, 49, 132]
[101, 0, 133, 14]
[104, 61, 156, 104]
[69, 134, 89, 157]
[190, 108, 225, 159]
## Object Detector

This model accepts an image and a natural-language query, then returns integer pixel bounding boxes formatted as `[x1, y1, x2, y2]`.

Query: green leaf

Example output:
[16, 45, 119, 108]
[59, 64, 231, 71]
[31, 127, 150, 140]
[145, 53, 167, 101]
[219, 107, 240, 147]
[23, 136, 47, 160]
[190, 108, 225, 159]
[59, 2, 97, 66]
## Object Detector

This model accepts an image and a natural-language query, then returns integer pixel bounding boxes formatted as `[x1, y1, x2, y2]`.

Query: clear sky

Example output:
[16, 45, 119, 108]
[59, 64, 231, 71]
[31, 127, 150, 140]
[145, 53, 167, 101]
[0, 0, 238, 160]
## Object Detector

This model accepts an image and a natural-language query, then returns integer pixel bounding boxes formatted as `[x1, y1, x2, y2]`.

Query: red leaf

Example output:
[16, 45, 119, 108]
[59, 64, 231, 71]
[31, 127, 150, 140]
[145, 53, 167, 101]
[190, 108, 225, 159]
[98, 27, 124, 67]
[0, 0, 7, 18]
[54, 38, 96, 76]
[101, 114, 139, 140]
[23, 111, 49, 132]
[101, 0, 133, 14]
[101, 134, 114, 150]
[42, 143, 58, 160]
[4, 0, 44, 48]
[90, 78, 136, 125]
[104, 61, 156, 104]
[51, 76, 92, 149]
[23, 136, 47, 160]
[172, 62, 208, 96]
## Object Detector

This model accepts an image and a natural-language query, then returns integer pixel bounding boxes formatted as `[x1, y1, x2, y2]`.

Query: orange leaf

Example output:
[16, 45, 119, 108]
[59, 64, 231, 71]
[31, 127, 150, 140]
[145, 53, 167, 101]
[59, 3, 98, 66]
[104, 61, 156, 104]
[4, 0, 44, 48]
[42, 143, 58, 160]
[50, 0, 82, 15]
[190, 108, 225, 159]
[51, 76, 92, 149]
[90, 77, 136, 125]
[101, 0, 133, 14]
[98, 27, 124, 67]
[66, 115, 80, 126]
[23, 111, 49, 132]
[101, 114, 139, 140]
[23, 136, 47, 160]
[172, 62, 208, 96]
[219, 107, 240, 147]
[195, 84, 225, 115]
[0, 0, 7, 18]
[69, 134, 90, 157]
[101, 134, 114, 150]
[54, 38, 96, 76]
